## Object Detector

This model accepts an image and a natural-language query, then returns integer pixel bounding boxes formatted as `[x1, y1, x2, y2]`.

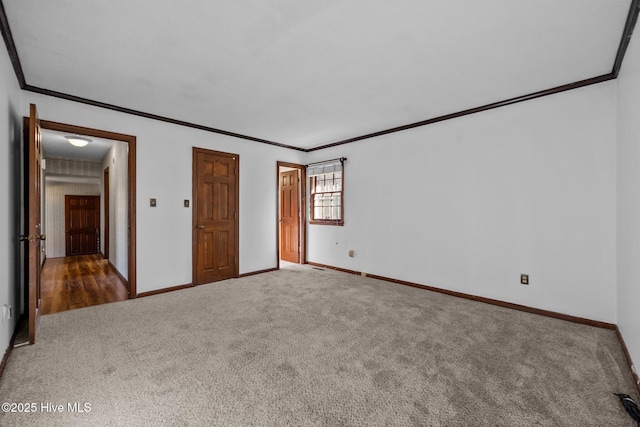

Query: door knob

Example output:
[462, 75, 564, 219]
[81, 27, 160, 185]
[19, 234, 45, 242]
[196, 225, 205, 229]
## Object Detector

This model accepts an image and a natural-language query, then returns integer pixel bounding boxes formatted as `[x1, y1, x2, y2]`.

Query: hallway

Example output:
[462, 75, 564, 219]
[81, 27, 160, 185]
[41, 254, 129, 315]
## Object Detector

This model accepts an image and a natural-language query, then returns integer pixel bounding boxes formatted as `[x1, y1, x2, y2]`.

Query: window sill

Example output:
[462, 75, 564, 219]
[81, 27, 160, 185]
[309, 220, 344, 226]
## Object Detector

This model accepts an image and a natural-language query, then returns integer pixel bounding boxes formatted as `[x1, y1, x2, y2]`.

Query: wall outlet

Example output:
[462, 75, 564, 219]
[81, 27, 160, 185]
[521, 274, 529, 285]
[150, 198, 157, 207]
[361, 272, 367, 277]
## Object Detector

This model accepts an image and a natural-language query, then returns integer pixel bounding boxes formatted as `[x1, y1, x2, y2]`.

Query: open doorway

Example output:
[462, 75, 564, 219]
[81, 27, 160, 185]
[34, 118, 136, 315]
[277, 162, 306, 268]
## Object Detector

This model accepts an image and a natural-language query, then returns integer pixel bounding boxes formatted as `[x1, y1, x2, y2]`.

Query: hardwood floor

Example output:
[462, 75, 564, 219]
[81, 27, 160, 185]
[41, 254, 129, 315]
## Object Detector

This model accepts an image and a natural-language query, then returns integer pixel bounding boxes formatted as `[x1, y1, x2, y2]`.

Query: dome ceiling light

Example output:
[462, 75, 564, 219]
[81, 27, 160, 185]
[66, 136, 92, 147]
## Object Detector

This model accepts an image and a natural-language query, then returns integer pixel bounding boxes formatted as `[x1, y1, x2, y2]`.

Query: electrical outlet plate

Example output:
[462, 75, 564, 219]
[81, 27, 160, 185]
[150, 198, 157, 207]
[521, 274, 529, 285]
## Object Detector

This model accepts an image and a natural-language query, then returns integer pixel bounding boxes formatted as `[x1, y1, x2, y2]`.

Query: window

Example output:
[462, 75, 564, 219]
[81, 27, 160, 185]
[309, 159, 344, 225]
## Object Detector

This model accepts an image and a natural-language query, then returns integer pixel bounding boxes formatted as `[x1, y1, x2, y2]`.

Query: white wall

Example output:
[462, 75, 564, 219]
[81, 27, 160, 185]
[0, 42, 24, 354]
[307, 82, 618, 323]
[23, 92, 305, 294]
[6, 36, 630, 369]
[101, 142, 128, 278]
[617, 30, 640, 381]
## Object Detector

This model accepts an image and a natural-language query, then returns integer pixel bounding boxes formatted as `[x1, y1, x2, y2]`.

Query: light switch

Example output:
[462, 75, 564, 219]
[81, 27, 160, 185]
[150, 198, 157, 207]
[184, 200, 190, 208]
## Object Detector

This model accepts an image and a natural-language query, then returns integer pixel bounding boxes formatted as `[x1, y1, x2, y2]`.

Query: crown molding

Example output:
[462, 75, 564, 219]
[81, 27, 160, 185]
[613, 0, 640, 77]
[25, 85, 306, 152]
[1, 0, 638, 152]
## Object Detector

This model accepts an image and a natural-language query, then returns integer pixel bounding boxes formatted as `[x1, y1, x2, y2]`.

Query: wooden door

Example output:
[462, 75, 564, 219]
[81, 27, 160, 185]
[280, 169, 299, 263]
[193, 148, 239, 284]
[65, 195, 100, 256]
[26, 104, 44, 344]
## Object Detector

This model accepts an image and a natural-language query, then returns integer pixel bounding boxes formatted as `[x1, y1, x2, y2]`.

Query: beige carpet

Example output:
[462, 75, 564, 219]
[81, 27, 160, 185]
[0, 263, 637, 426]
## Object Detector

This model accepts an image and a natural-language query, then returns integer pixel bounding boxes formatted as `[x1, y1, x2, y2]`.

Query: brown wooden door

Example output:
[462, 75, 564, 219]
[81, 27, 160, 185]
[65, 195, 100, 256]
[280, 169, 299, 263]
[26, 104, 44, 344]
[193, 148, 239, 284]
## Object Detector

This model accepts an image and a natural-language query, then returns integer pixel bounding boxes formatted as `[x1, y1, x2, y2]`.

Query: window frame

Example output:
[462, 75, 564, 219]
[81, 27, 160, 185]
[309, 170, 344, 226]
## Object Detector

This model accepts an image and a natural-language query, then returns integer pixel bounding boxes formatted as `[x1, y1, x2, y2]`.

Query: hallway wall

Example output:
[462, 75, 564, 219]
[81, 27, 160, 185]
[44, 182, 100, 258]
[101, 142, 128, 279]
[44, 158, 101, 258]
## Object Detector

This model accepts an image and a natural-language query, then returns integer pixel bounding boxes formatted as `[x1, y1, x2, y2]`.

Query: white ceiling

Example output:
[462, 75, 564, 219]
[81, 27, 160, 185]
[42, 129, 115, 162]
[3, 0, 632, 150]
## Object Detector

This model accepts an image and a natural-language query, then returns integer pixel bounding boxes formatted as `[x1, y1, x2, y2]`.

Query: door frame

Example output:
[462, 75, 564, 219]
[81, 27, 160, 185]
[36, 119, 137, 298]
[192, 147, 240, 284]
[276, 162, 306, 268]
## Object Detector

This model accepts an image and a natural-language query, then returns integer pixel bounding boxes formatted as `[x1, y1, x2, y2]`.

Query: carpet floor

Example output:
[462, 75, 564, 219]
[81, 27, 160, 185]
[0, 263, 637, 426]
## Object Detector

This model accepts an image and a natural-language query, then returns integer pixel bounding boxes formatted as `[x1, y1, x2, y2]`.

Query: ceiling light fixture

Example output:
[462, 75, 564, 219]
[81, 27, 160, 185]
[66, 136, 91, 147]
